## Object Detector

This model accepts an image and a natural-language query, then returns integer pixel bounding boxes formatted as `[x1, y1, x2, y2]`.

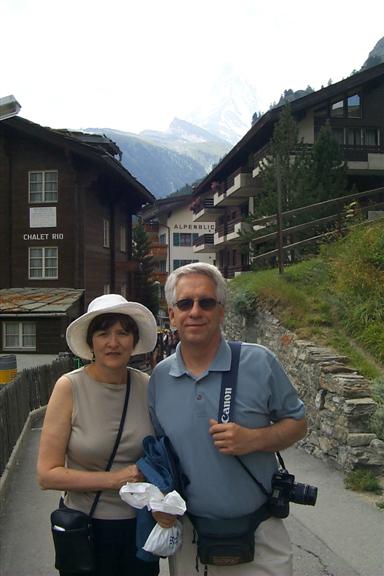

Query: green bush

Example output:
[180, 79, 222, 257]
[370, 377, 384, 441]
[344, 469, 382, 494]
[230, 290, 259, 317]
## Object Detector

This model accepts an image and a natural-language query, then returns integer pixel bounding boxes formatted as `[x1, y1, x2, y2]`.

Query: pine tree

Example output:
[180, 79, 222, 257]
[255, 104, 306, 217]
[132, 221, 159, 316]
[307, 124, 346, 204]
[237, 106, 347, 261]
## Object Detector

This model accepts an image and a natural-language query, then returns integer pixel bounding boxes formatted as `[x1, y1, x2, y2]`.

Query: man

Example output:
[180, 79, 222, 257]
[149, 262, 307, 575]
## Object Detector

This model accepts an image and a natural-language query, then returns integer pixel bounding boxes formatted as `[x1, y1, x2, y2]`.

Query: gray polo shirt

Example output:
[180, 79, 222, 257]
[148, 338, 305, 518]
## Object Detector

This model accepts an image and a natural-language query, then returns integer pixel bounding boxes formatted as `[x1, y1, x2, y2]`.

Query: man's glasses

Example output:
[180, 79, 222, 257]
[173, 298, 221, 312]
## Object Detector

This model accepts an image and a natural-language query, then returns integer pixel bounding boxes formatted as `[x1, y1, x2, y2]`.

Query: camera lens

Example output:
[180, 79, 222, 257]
[291, 482, 318, 506]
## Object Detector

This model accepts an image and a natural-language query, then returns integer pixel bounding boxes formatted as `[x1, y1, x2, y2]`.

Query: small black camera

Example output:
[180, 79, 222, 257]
[268, 469, 318, 518]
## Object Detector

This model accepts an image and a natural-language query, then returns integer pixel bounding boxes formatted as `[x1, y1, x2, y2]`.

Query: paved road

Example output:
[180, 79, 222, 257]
[0, 420, 383, 576]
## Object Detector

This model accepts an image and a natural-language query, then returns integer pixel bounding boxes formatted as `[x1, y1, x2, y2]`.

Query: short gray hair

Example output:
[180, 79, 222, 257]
[165, 262, 227, 307]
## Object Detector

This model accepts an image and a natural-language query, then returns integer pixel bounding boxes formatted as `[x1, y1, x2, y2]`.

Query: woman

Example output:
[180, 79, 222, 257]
[37, 294, 161, 576]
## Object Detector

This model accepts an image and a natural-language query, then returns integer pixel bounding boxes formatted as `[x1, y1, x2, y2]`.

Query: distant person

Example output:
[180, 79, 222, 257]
[37, 294, 170, 576]
[169, 330, 179, 355]
[149, 263, 307, 575]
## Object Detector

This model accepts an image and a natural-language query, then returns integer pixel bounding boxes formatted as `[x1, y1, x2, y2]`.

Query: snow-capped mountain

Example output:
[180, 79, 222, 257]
[185, 65, 260, 145]
[140, 118, 231, 172]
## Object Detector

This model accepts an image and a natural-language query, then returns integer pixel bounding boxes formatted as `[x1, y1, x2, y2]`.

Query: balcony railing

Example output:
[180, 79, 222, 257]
[194, 234, 214, 246]
[193, 234, 215, 253]
[219, 264, 251, 279]
[150, 244, 167, 259]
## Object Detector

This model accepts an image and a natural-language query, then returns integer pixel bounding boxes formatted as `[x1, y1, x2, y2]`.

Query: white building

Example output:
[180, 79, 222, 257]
[141, 194, 216, 322]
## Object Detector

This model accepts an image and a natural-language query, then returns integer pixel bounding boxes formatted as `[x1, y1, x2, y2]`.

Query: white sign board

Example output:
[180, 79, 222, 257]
[29, 207, 57, 228]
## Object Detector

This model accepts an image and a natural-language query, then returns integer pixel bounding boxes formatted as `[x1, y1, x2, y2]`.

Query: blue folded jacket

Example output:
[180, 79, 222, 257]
[135, 435, 189, 561]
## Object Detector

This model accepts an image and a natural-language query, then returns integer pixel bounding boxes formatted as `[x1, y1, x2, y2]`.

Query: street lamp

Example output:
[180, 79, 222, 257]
[0, 95, 21, 121]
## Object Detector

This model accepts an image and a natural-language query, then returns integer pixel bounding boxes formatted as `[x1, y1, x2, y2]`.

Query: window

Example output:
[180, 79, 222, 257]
[29, 247, 58, 279]
[173, 233, 198, 246]
[159, 233, 166, 245]
[347, 94, 361, 118]
[346, 128, 362, 146]
[333, 127, 379, 147]
[29, 171, 58, 203]
[120, 225, 126, 252]
[103, 219, 110, 248]
[173, 259, 198, 270]
[329, 93, 361, 119]
[364, 128, 379, 146]
[3, 321, 36, 350]
[159, 260, 166, 272]
[330, 99, 344, 118]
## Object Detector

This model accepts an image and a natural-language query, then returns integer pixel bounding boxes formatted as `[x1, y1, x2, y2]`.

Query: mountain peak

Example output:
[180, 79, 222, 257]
[362, 36, 384, 69]
[167, 118, 230, 144]
[184, 66, 259, 145]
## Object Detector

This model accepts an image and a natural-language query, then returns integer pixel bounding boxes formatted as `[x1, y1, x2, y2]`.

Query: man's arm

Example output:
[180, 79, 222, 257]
[208, 417, 307, 456]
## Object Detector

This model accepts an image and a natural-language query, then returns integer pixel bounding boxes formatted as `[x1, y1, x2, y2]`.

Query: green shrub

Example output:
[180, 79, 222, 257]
[344, 469, 382, 494]
[370, 377, 384, 441]
[230, 289, 259, 317]
[229, 220, 384, 376]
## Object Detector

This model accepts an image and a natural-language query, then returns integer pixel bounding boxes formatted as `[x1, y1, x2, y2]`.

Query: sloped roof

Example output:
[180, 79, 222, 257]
[140, 194, 193, 221]
[54, 129, 122, 158]
[194, 62, 384, 195]
[2, 116, 155, 204]
[0, 288, 84, 314]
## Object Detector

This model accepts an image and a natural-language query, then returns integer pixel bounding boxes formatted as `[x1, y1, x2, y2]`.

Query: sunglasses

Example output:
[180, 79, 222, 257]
[173, 298, 221, 312]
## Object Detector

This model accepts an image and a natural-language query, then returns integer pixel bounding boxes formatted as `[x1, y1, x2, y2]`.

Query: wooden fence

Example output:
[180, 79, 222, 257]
[0, 356, 74, 478]
[247, 186, 384, 270]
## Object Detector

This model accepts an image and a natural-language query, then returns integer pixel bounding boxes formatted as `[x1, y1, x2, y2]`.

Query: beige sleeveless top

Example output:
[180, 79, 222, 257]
[63, 366, 154, 520]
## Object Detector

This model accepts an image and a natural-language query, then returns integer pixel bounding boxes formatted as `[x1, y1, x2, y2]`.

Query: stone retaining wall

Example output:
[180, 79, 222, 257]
[224, 299, 384, 473]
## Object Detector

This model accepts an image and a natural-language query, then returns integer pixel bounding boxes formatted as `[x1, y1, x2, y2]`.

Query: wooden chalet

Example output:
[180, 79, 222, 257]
[192, 63, 384, 278]
[0, 117, 154, 357]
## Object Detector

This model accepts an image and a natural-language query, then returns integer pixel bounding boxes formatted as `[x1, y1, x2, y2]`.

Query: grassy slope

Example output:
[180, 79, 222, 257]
[229, 219, 384, 380]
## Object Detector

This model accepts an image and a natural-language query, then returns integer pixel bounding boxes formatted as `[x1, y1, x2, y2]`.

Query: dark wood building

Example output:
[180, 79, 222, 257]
[0, 117, 154, 358]
[192, 63, 384, 278]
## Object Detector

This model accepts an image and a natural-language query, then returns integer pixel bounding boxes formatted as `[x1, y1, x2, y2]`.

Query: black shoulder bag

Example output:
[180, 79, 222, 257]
[50, 373, 131, 574]
[188, 342, 271, 567]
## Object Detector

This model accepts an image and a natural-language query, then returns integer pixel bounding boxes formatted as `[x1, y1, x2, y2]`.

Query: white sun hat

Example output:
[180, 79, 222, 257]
[66, 294, 157, 360]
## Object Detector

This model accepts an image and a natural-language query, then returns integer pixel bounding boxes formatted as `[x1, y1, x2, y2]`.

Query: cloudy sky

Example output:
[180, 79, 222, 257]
[1, 0, 383, 134]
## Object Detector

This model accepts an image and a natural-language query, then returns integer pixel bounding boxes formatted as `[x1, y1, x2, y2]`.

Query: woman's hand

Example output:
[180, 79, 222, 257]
[113, 464, 145, 488]
[152, 511, 178, 528]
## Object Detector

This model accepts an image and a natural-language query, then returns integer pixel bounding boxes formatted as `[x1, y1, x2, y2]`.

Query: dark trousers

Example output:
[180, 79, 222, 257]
[60, 517, 159, 576]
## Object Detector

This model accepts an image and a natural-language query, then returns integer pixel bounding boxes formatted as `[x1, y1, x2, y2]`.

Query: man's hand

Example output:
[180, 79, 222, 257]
[209, 419, 254, 455]
[152, 511, 178, 528]
[209, 417, 307, 455]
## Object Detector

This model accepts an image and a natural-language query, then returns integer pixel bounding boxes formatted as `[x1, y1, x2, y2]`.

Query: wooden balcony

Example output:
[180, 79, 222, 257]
[192, 197, 224, 222]
[214, 170, 257, 207]
[193, 234, 214, 253]
[144, 222, 160, 234]
[149, 244, 167, 259]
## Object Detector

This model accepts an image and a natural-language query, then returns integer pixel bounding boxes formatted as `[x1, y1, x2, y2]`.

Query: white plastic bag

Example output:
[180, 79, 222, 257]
[143, 520, 183, 556]
[149, 490, 186, 515]
[119, 483, 186, 515]
[119, 482, 163, 509]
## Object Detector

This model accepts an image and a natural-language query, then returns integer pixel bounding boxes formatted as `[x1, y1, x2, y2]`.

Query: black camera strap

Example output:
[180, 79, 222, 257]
[88, 370, 131, 518]
[220, 341, 286, 498]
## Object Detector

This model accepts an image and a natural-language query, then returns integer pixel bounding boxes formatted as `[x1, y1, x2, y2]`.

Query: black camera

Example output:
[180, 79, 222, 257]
[267, 469, 318, 518]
